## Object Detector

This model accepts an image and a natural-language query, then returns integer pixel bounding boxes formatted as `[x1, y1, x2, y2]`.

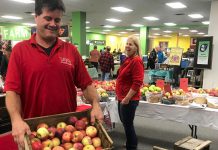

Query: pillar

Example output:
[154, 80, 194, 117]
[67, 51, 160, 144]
[139, 26, 149, 55]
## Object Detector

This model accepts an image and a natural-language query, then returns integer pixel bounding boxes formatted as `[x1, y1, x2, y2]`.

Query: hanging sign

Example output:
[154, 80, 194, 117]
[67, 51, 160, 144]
[168, 47, 183, 66]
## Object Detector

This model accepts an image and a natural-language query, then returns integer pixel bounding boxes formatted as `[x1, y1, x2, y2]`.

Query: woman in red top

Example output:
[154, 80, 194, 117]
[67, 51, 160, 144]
[116, 35, 144, 150]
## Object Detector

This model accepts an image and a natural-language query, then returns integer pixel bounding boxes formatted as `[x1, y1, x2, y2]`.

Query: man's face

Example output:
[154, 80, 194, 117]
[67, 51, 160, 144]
[35, 8, 63, 41]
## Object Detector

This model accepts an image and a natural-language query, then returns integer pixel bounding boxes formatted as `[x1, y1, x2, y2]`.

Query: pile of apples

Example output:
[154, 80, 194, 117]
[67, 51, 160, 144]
[172, 89, 186, 96]
[148, 85, 162, 93]
[208, 88, 218, 97]
[93, 80, 116, 91]
[30, 116, 103, 150]
[96, 88, 109, 98]
[162, 92, 173, 99]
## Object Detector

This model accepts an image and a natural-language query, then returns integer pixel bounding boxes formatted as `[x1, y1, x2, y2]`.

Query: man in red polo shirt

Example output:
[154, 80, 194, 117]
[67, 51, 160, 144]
[4, 0, 103, 148]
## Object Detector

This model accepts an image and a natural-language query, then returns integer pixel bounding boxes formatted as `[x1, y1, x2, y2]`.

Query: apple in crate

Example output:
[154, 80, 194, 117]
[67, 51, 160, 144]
[29, 131, 37, 139]
[62, 131, 72, 143]
[86, 126, 97, 138]
[31, 138, 41, 144]
[37, 123, 49, 129]
[62, 142, 73, 149]
[42, 139, 53, 148]
[80, 117, 89, 126]
[68, 116, 78, 125]
[52, 146, 65, 150]
[43, 147, 51, 150]
[65, 125, 76, 132]
[56, 122, 67, 129]
[37, 127, 49, 140]
[71, 130, 84, 143]
[51, 137, 60, 147]
[92, 137, 101, 148]
[56, 128, 65, 139]
[48, 126, 57, 139]
[75, 120, 86, 130]
[95, 147, 103, 150]
[31, 141, 43, 150]
[80, 130, 86, 137]
[82, 136, 92, 146]
[73, 142, 83, 150]
[83, 145, 95, 150]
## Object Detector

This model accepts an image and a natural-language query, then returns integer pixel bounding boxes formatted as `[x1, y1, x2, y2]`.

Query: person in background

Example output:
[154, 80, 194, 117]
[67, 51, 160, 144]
[0, 35, 4, 64]
[4, 0, 103, 148]
[0, 41, 12, 79]
[157, 47, 164, 63]
[147, 48, 157, 69]
[89, 45, 101, 72]
[99, 46, 114, 81]
[116, 35, 144, 150]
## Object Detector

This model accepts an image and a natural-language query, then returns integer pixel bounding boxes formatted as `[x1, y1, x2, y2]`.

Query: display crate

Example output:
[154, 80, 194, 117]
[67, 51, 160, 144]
[23, 109, 113, 150]
[174, 136, 211, 150]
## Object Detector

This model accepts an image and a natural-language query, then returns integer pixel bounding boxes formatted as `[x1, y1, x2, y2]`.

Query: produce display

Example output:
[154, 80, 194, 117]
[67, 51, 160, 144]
[29, 116, 103, 150]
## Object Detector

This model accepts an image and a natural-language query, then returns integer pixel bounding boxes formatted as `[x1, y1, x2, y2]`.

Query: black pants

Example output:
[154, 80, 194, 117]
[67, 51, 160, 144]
[90, 62, 98, 72]
[118, 101, 139, 150]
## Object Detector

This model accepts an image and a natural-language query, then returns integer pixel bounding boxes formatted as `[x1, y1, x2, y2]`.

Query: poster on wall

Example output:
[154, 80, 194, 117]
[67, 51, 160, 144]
[168, 47, 183, 66]
[194, 37, 213, 69]
[159, 41, 168, 49]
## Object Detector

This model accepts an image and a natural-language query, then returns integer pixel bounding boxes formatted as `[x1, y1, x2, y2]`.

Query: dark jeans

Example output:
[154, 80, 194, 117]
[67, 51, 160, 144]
[90, 62, 98, 72]
[118, 100, 139, 150]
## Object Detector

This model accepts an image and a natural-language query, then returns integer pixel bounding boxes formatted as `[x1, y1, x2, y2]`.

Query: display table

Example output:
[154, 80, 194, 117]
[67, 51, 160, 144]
[87, 67, 98, 79]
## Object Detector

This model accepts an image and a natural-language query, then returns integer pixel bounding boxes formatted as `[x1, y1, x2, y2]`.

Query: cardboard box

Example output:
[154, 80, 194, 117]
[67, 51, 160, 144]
[174, 136, 211, 150]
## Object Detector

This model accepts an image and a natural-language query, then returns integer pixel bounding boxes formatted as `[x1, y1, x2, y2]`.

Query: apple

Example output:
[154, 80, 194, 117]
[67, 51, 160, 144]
[37, 127, 49, 140]
[31, 141, 43, 150]
[42, 139, 53, 148]
[75, 120, 86, 130]
[68, 116, 78, 125]
[73, 142, 83, 150]
[56, 128, 65, 139]
[95, 147, 103, 150]
[52, 146, 65, 150]
[37, 123, 49, 130]
[43, 147, 51, 150]
[51, 137, 61, 147]
[82, 136, 92, 146]
[29, 131, 37, 139]
[80, 130, 86, 137]
[56, 122, 67, 129]
[48, 127, 57, 139]
[65, 125, 76, 132]
[83, 145, 95, 150]
[86, 126, 97, 138]
[31, 138, 41, 144]
[71, 131, 83, 143]
[62, 131, 72, 143]
[92, 137, 101, 148]
[62, 142, 73, 150]
[80, 117, 89, 126]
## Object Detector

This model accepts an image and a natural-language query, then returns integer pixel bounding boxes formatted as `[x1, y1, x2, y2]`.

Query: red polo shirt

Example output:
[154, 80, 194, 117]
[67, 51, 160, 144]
[116, 56, 144, 101]
[4, 34, 92, 119]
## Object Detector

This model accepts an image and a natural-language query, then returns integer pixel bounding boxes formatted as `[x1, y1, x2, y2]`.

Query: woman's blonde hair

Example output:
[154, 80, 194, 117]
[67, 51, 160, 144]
[127, 35, 142, 57]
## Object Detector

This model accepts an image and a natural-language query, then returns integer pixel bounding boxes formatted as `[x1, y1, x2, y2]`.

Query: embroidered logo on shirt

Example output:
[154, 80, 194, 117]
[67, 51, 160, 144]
[59, 57, 72, 66]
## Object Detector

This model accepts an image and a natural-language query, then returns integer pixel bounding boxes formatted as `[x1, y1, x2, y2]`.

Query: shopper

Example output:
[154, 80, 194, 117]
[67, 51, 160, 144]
[89, 45, 101, 71]
[4, 0, 103, 148]
[147, 48, 157, 69]
[157, 47, 164, 63]
[116, 35, 144, 150]
[99, 46, 114, 81]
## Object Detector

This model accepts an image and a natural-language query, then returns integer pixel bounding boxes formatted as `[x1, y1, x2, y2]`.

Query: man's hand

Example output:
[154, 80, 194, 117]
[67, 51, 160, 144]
[12, 119, 31, 149]
[90, 103, 104, 124]
[121, 97, 130, 105]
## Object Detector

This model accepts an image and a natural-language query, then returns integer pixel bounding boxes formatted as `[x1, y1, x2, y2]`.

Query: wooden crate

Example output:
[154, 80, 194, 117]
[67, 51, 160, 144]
[23, 109, 113, 150]
[174, 136, 211, 150]
[153, 146, 169, 150]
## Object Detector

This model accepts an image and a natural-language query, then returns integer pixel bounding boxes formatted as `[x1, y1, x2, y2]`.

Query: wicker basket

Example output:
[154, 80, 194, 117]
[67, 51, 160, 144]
[24, 109, 113, 150]
[146, 92, 162, 103]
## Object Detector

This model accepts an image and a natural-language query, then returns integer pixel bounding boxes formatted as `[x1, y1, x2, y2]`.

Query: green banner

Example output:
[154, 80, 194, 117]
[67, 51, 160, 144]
[1, 26, 31, 40]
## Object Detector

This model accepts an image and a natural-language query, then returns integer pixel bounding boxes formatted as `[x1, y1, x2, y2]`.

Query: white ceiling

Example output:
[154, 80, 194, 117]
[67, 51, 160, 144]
[0, 0, 212, 37]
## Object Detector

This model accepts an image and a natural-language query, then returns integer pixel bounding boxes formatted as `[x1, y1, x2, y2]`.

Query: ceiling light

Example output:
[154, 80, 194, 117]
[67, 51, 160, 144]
[188, 14, 204, 19]
[31, 13, 35, 16]
[103, 29, 111, 32]
[183, 35, 189, 37]
[190, 30, 198, 33]
[166, 2, 187, 9]
[86, 27, 90, 29]
[86, 30, 91, 32]
[134, 34, 140, 36]
[164, 22, 177, 26]
[111, 7, 133, 12]
[119, 32, 127, 34]
[126, 29, 134, 31]
[198, 32, 205, 35]
[106, 18, 121, 22]
[154, 33, 161, 36]
[180, 27, 189, 30]
[163, 35, 172, 37]
[202, 21, 210, 25]
[23, 23, 36, 26]
[86, 21, 90, 24]
[103, 25, 115, 28]
[115, 34, 121, 36]
[1, 15, 23, 19]
[100, 32, 107, 34]
[131, 24, 144, 27]
[143, 16, 159, 21]
[163, 30, 172, 33]
[151, 28, 160, 30]
[10, 0, 35, 4]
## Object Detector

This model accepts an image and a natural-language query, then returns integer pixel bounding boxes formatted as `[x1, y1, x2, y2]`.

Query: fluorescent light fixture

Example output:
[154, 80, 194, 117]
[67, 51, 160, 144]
[115, 34, 121, 36]
[86, 30, 91, 32]
[151, 28, 160, 30]
[103, 25, 115, 28]
[86, 27, 90, 29]
[179, 33, 183, 35]
[111, 7, 133, 12]
[166, 2, 187, 9]
[198, 32, 205, 35]
[100, 32, 107, 34]
[180, 27, 189, 30]
[131, 24, 144, 27]
[183, 35, 189, 37]
[164, 22, 177, 26]
[134, 34, 140, 36]
[10, 0, 35, 4]
[163, 35, 172, 37]
[103, 29, 111, 32]
[190, 30, 198, 33]
[188, 14, 204, 19]
[163, 30, 172, 33]
[119, 32, 127, 34]
[202, 21, 210, 25]
[1, 15, 23, 19]
[23, 23, 36, 26]
[86, 21, 90, 24]
[31, 13, 35, 16]
[106, 18, 121, 22]
[154, 33, 161, 36]
[126, 28, 134, 31]
[143, 16, 159, 21]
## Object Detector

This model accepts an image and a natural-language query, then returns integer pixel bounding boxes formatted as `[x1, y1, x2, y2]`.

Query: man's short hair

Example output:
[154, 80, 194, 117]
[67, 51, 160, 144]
[35, 0, 65, 16]
[94, 45, 97, 49]
[106, 46, 111, 51]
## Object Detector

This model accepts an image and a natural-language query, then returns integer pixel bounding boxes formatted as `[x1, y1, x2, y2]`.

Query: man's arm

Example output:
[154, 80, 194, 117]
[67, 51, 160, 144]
[82, 84, 103, 123]
[5, 91, 31, 148]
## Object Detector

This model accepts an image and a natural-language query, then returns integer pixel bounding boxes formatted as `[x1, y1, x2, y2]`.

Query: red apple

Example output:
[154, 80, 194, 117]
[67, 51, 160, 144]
[68, 116, 78, 125]
[92, 137, 101, 148]
[56, 128, 65, 139]
[51, 137, 60, 147]
[31, 138, 41, 144]
[85, 126, 97, 138]
[65, 125, 76, 132]
[56, 122, 67, 129]
[43, 147, 51, 150]
[29, 131, 37, 139]
[52, 146, 65, 150]
[71, 131, 83, 143]
[42, 139, 53, 148]
[72, 142, 83, 150]
[95, 146, 103, 150]
[75, 120, 86, 130]
[62, 142, 73, 150]
[37, 123, 49, 130]
[37, 127, 49, 140]
[62, 131, 72, 143]
[48, 127, 57, 139]
[80, 117, 89, 126]
[83, 145, 95, 150]
[31, 141, 43, 150]
[80, 130, 86, 137]
[82, 136, 92, 146]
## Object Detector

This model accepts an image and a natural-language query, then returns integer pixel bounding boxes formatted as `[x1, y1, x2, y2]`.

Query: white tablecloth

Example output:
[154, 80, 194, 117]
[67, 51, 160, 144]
[136, 101, 218, 130]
